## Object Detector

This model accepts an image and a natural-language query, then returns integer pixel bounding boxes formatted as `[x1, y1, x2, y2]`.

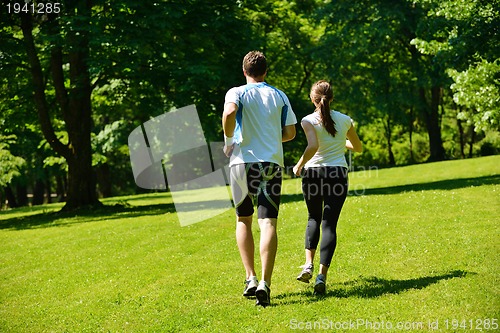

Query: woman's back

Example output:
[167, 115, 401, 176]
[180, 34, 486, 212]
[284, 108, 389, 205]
[303, 110, 352, 168]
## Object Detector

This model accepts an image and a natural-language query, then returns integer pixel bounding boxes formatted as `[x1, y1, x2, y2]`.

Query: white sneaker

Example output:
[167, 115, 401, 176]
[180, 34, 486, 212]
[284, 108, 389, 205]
[296, 263, 314, 283]
[243, 276, 258, 297]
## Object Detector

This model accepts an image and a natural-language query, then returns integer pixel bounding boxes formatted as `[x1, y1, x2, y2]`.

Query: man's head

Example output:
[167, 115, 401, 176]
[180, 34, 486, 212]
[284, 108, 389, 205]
[242, 51, 267, 79]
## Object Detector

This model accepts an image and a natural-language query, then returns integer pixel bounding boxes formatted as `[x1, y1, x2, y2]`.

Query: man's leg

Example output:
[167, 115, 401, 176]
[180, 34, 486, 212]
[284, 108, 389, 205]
[258, 217, 278, 286]
[254, 163, 281, 307]
[236, 215, 256, 279]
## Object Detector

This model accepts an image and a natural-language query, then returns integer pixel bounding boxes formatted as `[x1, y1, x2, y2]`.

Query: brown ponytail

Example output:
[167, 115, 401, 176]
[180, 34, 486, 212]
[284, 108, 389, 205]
[310, 80, 337, 137]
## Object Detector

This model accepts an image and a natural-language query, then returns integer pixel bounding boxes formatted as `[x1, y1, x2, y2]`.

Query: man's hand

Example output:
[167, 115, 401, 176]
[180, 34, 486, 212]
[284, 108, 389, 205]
[223, 144, 235, 157]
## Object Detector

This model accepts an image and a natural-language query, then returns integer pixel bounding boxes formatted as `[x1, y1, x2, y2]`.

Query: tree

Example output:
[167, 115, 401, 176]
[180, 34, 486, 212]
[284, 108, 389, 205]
[449, 59, 500, 132]
[411, 0, 500, 157]
[1, 0, 257, 209]
[315, 0, 432, 164]
[2, 0, 496, 208]
[8, 1, 98, 210]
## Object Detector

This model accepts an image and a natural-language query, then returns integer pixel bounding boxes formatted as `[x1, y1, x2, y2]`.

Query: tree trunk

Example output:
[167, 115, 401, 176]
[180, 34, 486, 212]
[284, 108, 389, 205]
[32, 179, 45, 205]
[20, 4, 101, 211]
[419, 87, 445, 161]
[62, 2, 100, 210]
[45, 169, 52, 204]
[457, 116, 466, 159]
[387, 131, 395, 166]
[96, 163, 113, 198]
[16, 184, 28, 207]
[382, 115, 396, 166]
[56, 175, 66, 202]
[295, 61, 316, 97]
[468, 128, 475, 158]
[409, 106, 414, 163]
[5, 186, 18, 208]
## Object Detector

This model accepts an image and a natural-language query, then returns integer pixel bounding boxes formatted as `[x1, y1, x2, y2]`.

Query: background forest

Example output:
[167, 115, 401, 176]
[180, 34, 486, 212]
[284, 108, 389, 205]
[0, 0, 498, 210]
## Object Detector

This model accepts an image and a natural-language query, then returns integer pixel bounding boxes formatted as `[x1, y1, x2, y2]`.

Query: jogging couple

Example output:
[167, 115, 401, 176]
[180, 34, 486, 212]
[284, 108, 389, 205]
[222, 51, 363, 307]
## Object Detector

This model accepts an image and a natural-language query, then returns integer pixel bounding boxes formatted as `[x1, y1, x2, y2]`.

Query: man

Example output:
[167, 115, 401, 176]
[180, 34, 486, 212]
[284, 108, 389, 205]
[222, 51, 297, 307]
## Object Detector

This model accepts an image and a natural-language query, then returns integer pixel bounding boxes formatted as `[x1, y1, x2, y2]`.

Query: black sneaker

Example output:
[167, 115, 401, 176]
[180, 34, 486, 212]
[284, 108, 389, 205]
[243, 277, 258, 297]
[314, 274, 326, 294]
[255, 281, 271, 307]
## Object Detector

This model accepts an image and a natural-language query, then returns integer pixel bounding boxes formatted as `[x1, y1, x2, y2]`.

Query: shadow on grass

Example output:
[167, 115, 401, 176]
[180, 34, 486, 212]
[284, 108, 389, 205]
[0, 202, 178, 230]
[350, 175, 499, 196]
[280, 175, 499, 203]
[3, 174, 497, 230]
[281, 193, 304, 204]
[0, 195, 239, 230]
[274, 270, 472, 305]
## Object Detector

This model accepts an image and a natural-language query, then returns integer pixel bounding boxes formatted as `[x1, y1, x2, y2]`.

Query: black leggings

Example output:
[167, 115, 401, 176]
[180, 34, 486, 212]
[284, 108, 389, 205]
[302, 166, 348, 267]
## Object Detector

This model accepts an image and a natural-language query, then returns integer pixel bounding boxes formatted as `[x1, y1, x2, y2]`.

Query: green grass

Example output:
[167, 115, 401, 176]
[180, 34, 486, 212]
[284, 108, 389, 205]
[1, 156, 499, 332]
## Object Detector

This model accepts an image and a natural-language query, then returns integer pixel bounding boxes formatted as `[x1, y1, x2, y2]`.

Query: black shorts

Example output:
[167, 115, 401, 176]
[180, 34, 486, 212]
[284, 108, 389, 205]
[229, 162, 282, 219]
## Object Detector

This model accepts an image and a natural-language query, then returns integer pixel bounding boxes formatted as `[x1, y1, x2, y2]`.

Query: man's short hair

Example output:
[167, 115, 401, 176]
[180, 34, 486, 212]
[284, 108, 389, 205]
[242, 51, 267, 78]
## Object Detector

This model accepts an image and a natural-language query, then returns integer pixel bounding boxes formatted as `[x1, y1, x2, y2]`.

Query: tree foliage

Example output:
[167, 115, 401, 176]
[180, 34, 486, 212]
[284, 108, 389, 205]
[449, 59, 500, 132]
[0, 0, 498, 209]
[0, 135, 25, 188]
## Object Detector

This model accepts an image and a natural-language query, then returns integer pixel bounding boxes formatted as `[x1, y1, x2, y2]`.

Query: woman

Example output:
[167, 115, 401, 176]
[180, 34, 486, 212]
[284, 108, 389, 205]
[293, 80, 362, 294]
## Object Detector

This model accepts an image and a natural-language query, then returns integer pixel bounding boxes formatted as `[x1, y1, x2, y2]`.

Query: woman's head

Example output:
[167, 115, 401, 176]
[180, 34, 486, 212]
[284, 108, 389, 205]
[310, 80, 333, 107]
[310, 80, 337, 137]
[242, 51, 267, 78]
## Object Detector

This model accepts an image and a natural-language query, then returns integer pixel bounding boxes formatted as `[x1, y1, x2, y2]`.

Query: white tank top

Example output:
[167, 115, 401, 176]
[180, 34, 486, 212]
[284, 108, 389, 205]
[302, 110, 352, 168]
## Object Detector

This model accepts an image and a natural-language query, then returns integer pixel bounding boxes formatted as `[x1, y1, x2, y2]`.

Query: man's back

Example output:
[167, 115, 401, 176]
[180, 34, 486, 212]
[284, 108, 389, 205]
[225, 82, 296, 166]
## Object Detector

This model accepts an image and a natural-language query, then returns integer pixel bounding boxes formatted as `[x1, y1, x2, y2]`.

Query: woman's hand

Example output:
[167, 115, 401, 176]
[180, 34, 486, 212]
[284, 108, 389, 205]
[293, 164, 302, 176]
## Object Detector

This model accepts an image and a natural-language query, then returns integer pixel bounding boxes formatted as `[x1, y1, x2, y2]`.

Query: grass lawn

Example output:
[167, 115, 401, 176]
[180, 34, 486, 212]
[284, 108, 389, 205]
[0, 156, 499, 332]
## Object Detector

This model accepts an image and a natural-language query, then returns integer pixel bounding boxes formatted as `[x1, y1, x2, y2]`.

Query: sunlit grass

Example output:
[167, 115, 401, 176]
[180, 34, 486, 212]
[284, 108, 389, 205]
[0, 156, 499, 332]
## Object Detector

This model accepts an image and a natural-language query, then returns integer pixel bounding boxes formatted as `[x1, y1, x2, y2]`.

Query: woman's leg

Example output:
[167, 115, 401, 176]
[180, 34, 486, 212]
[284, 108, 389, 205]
[318, 167, 348, 279]
[297, 169, 323, 282]
[302, 169, 324, 257]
